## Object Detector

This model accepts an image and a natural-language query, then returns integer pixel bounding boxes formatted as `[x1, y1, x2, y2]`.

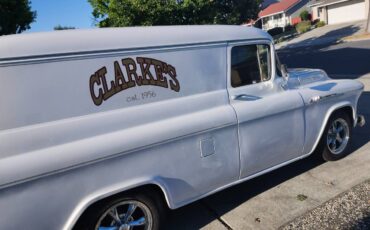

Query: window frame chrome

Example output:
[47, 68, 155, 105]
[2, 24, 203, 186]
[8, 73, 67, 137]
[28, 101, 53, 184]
[227, 39, 277, 90]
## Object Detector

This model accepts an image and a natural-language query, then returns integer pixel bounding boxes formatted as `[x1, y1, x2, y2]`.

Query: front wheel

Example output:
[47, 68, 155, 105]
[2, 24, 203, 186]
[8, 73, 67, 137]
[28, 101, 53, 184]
[317, 111, 352, 161]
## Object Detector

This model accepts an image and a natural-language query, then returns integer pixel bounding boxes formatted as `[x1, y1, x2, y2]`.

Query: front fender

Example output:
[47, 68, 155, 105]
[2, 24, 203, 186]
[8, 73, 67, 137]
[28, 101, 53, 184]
[295, 77, 363, 156]
[306, 101, 355, 156]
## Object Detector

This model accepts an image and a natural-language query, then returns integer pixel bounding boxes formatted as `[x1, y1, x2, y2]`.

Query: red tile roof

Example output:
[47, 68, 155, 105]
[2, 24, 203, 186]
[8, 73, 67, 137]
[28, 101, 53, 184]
[259, 0, 300, 17]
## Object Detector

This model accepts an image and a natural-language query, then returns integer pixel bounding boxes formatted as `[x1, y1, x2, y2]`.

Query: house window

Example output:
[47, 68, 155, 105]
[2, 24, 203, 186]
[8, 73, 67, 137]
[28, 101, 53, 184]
[275, 14, 283, 22]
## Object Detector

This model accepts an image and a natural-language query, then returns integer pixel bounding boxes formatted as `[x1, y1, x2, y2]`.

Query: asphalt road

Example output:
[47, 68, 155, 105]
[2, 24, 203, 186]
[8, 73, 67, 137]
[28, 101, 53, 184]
[165, 39, 370, 230]
[275, 20, 365, 50]
[278, 39, 370, 79]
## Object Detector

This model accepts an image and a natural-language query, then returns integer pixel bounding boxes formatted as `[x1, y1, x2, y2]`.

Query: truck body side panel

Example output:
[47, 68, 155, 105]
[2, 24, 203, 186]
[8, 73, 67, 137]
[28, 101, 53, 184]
[0, 45, 240, 229]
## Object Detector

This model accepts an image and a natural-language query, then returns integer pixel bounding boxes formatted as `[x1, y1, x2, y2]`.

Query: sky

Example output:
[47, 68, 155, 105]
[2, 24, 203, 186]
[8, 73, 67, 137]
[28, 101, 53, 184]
[29, 0, 95, 32]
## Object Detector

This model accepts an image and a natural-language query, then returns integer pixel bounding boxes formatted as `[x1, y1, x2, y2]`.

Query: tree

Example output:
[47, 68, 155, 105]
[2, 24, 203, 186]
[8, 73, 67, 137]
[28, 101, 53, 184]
[54, 25, 76, 30]
[299, 10, 310, 21]
[88, 0, 262, 27]
[0, 0, 36, 35]
[210, 0, 263, 25]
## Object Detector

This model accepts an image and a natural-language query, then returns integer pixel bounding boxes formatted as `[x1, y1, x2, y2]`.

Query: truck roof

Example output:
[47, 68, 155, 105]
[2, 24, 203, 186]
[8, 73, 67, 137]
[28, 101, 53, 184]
[0, 25, 271, 61]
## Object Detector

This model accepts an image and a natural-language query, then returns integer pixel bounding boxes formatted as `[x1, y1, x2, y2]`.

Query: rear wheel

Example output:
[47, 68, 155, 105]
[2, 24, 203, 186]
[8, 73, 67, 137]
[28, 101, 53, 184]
[317, 111, 352, 161]
[82, 193, 163, 230]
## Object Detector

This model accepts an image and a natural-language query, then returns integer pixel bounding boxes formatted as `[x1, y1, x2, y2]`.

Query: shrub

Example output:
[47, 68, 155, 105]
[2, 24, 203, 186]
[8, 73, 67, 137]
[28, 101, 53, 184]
[284, 24, 295, 32]
[300, 10, 310, 21]
[277, 37, 285, 43]
[317, 21, 325, 28]
[312, 19, 320, 25]
[295, 21, 311, 33]
[267, 27, 283, 36]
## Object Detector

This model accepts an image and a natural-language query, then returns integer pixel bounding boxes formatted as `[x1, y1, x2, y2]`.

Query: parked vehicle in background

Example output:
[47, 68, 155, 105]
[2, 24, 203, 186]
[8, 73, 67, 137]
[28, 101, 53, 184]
[0, 25, 365, 230]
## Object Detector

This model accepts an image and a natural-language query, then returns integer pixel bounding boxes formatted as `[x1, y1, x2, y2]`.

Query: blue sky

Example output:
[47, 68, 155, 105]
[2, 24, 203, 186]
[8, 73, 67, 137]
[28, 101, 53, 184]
[29, 0, 95, 32]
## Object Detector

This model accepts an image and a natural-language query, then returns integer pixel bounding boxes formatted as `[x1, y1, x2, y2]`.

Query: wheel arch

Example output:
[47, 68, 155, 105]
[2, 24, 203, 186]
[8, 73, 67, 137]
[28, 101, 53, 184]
[308, 102, 355, 156]
[66, 180, 172, 230]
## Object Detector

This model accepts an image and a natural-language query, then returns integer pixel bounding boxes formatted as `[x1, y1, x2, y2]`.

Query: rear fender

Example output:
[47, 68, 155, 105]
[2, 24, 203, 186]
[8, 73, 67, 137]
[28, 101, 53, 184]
[64, 178, 171, 230]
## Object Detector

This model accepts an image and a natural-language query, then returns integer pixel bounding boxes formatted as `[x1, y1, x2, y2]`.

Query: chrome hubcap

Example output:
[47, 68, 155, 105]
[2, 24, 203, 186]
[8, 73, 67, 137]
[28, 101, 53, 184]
[327, 118, 349, 154]
[95, 200, 153, 230]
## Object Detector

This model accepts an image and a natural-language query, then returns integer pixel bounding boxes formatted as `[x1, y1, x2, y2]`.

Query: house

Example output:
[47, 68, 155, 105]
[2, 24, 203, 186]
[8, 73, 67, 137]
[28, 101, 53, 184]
[261, 0, 280, 9]
[309, 0, 324, 20]
[259, 0, 311, 30]
[310, 0, 369, 25]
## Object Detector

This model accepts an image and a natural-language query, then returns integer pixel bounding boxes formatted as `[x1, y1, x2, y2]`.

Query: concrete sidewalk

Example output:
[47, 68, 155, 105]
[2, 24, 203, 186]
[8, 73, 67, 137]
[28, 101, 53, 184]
[166, 74, 370, 230]
[203, 139, 370, 229]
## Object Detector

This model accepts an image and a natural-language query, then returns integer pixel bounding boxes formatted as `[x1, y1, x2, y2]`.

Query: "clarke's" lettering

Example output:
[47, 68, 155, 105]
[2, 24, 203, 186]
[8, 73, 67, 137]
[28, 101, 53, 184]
[89, 57, 180, 106]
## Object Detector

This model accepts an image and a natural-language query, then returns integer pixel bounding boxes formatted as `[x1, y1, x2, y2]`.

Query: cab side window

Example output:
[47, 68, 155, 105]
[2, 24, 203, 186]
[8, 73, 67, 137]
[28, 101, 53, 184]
[231, 44, 271, 88]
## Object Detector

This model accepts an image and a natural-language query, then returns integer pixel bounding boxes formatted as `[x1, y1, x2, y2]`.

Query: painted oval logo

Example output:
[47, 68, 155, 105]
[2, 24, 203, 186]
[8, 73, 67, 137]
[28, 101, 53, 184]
[89, 57, 180, 106]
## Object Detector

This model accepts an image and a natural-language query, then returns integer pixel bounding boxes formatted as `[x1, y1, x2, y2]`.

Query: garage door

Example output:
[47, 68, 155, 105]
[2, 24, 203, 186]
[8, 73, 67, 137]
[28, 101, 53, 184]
[327, 0, 365, 25]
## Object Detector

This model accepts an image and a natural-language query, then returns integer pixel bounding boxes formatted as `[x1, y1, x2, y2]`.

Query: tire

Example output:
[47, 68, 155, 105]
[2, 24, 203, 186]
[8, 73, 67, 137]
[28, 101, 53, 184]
[79, 192, 163, 230]
[316, 111, 352, 161]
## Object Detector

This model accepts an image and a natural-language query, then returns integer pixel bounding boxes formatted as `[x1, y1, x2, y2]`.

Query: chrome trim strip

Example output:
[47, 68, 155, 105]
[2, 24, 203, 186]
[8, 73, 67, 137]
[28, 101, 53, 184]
[309, 93, 344, 105]
[0, 41, 227, 67]
[0, 38, 269, 67]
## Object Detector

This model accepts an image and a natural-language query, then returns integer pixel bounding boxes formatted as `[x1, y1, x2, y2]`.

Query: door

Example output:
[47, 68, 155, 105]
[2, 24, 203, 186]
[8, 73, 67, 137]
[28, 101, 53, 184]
[227, 42, 305, 178]
[327, 0, 365, 25]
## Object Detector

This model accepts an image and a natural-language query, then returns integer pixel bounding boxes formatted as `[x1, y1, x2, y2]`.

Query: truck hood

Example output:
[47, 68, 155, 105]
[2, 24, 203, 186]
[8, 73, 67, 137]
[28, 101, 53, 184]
[286, 68, 364, 106]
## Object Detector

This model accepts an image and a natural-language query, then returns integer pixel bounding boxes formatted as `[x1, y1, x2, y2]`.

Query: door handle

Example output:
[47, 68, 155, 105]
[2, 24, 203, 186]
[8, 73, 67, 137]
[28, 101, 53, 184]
[232, 94, 261, 101]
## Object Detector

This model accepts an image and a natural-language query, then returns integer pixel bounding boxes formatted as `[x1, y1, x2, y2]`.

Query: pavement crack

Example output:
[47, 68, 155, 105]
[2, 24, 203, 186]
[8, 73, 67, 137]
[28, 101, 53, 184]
[200, 201, 233, 230]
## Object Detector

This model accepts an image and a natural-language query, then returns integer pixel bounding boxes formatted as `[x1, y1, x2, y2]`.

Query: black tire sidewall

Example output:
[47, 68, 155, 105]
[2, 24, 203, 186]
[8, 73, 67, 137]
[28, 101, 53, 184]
[321, 111, 352, 161]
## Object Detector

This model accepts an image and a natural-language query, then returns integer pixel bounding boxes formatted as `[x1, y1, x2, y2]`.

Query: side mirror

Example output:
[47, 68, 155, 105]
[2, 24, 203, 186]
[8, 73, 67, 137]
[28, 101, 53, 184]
[281, 64, 289, 80]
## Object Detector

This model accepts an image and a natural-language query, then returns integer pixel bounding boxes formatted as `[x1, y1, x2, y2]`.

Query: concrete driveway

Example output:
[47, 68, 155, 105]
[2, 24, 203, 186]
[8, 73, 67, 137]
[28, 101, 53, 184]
[276, 20, 366, 49]
[165, 39, 370, 230]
